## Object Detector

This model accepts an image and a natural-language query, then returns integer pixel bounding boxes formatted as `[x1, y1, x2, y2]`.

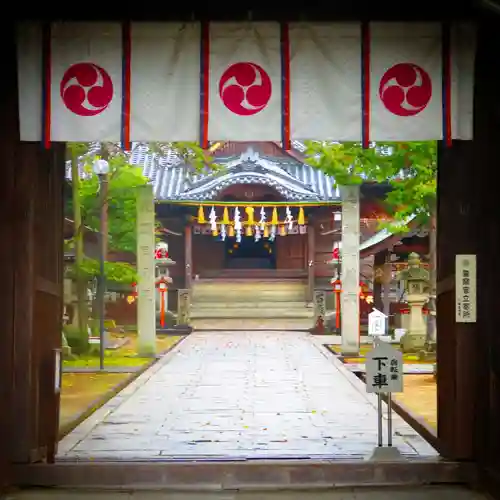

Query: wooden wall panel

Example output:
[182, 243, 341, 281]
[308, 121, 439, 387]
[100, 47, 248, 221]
[192, 235, 225, 275]
[276, 234, 306, 269]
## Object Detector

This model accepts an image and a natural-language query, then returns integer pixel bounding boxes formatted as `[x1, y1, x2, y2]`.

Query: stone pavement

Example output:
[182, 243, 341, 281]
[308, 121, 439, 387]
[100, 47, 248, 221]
[58, 331, 437, 460]
[6, 487, 488, 500]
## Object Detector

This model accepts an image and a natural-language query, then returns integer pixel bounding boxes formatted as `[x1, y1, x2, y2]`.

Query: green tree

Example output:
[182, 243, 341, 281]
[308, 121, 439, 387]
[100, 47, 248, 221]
[305, 141, 437, 343]
[66, 141, 216, 334]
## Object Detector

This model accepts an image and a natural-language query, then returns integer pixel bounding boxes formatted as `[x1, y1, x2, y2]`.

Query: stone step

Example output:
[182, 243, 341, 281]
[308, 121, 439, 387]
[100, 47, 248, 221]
[191, 300, 313, 309]
[12, 460, 468, 490]
[192, 279, 307, 292]
[190, 307, 314, 319]
[192, 289, 307, 302]
[191, 318, 314, 330]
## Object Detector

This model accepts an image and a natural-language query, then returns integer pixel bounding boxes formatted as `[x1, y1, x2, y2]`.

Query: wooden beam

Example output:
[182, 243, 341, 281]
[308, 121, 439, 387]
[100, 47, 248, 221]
[185, 225, 193, 289]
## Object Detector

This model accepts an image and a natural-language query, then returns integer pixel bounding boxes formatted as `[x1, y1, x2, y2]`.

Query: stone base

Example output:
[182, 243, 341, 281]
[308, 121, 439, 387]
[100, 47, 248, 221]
[368, 446, 406, 462]
[157, 325, 193, 335]
[417, 349, 437, 362]
[400, 332, 426, 353]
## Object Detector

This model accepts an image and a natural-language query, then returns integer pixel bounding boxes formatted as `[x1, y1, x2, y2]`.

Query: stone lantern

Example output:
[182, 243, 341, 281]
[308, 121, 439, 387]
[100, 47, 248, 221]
[154, 242, 176, 328]
[397, 252, 430, 353]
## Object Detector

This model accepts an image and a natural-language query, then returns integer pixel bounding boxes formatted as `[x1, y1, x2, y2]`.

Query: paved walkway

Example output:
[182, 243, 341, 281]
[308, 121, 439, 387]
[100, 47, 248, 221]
[58, 332, 437, 460]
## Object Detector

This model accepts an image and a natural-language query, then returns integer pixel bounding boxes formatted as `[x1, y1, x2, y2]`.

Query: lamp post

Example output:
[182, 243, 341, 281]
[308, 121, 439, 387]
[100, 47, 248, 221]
[93, 158, 110, 371]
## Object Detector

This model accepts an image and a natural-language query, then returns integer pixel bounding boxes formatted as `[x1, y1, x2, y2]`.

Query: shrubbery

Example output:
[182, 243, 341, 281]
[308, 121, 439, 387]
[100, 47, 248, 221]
[63, 324, 90, 355]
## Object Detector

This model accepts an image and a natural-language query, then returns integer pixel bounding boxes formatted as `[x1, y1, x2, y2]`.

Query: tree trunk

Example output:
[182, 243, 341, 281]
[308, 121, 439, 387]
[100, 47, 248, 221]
[70, 149, 89, 335]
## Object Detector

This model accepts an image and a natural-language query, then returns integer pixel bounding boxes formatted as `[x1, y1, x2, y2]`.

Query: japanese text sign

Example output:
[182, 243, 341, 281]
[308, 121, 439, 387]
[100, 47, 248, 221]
[455, 254, 476, 323]
[366, 342, 403, 393]
[368, 308, 387, 336]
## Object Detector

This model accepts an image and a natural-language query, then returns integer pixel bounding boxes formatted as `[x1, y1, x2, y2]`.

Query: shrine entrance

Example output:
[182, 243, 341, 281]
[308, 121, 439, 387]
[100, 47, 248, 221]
[3, 5, 500, 497]
[224, 235, 276, 269]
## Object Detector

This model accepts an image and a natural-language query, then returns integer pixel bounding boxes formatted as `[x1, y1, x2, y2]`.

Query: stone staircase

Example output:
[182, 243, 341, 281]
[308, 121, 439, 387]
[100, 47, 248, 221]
[190, 279, 314, 330]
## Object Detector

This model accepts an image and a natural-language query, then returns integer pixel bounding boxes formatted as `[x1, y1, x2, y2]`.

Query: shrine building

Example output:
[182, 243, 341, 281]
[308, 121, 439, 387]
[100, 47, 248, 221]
[127, 141, 427, 330]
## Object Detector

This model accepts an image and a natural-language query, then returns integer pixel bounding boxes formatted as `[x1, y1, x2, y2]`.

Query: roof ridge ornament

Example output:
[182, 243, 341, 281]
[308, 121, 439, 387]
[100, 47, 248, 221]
[240, 146, 260, 163]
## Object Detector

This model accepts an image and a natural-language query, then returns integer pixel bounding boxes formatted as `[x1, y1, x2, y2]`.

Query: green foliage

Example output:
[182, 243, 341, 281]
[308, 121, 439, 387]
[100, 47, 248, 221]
[68, 141, 217, 253]
[63, 324, 90, 355]
[69, 258, 137, 285]
[79, 154, 149, 253]
[305, 141, 437, 233]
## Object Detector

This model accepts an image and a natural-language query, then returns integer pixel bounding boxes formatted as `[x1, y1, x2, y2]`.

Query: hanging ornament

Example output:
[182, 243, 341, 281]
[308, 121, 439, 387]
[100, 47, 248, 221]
[255, 226, 261, 241]
[197, 205, 206, 224]
[209, 206, 217, 231]
[298, 207, 305, 226]
[228, 225, 235, 237]
[285, 206, 293, 230]
[234, 207, 242, 242]
[245, 225, 252, 237]
[220, 224, 226, 241]
[212, 228, 218, 237]
[245, 206, 255, 225]
[270, 225, 276, 241]
[271, 207, 278, 225]
[259, 206, 266, 229]
[222, 206, 230, 224]
[263, 225, 270, 238]
[280, 224, 287, 236]
[234, 207, 242, 231]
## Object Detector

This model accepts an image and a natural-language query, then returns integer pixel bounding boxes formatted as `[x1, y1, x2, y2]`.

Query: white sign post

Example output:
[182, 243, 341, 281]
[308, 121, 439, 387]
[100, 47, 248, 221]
[368, 308, 387, 337]
[365, 340, 405, 461]
[455, 254, 477, 323]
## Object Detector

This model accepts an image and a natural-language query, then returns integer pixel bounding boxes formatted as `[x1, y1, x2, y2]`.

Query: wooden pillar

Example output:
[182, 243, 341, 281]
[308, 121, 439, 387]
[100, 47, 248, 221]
[307, 220, 315, 302]
[437, 20, 500, 487]
[436, 140, 478, 460]
[468, 15, 500, 490]
[0, 24, 64, 475]
[0, 24, 17, 487]
[373, 251, 385, 312]
[185, 224, 193, 289]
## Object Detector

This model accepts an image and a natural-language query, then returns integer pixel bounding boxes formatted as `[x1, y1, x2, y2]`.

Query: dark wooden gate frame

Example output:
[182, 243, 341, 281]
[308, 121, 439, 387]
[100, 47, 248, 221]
[2, 3, 500, 495]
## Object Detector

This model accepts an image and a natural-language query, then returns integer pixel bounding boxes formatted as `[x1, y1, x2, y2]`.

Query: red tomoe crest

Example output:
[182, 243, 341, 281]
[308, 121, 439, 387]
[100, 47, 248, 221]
[60, 62, 114, 117]
[379, 63, 432, 117]
[219, 62, 272, 116]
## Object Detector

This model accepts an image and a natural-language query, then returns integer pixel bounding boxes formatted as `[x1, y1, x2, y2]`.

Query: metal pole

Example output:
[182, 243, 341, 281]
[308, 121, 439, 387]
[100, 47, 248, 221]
[387, 393, 393, 447]
[98, 175, 106, 371]
[377, 393, 383, 447]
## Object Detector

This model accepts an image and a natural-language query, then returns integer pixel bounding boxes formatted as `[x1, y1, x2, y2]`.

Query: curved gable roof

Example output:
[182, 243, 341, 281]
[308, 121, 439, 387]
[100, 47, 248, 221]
[129, 144, 340, 202]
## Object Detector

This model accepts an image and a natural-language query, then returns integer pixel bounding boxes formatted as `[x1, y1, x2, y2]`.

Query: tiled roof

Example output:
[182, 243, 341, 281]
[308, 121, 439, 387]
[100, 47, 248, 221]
[65, 141, 340, 202]
[129, 143, 339, 202]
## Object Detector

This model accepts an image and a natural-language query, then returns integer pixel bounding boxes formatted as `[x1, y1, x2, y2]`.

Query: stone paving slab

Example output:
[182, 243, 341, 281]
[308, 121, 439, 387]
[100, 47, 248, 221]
[6, 486, 487, 500]
[58, 332, 437, 460]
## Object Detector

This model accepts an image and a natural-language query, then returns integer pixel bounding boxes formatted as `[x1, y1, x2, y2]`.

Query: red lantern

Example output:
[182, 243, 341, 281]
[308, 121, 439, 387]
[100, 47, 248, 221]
[331, 278, 342, 330]
[155, 277, 169, 327]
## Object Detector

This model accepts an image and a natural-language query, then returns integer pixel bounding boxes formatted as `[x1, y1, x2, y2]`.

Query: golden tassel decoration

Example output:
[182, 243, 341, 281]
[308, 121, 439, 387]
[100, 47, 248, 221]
[298, 207, 305, 225]
[271, 207, 278, 225]
[245, 206, 255, 225]
[263, 225, 270, 238]
[197, 205, 206, 224]
[245, 225, 252, 237]
[222, 206, 230, 224]
[228, 225, 235, 237]
[212, 229, 218, 237]
[279, 225, 287, 236]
